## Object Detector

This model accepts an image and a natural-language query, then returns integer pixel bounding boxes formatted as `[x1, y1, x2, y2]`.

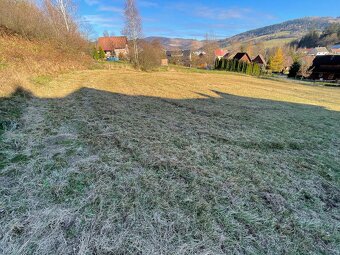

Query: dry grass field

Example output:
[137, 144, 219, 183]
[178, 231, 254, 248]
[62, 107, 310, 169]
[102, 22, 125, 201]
[1, 65, 340, 254]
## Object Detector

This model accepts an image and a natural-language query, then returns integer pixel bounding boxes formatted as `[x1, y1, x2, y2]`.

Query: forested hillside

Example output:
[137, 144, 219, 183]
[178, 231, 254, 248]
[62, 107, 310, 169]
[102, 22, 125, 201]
[144, 17, 340, 50]
[294, 23, 340, 47]
[219, 17, 340, 47]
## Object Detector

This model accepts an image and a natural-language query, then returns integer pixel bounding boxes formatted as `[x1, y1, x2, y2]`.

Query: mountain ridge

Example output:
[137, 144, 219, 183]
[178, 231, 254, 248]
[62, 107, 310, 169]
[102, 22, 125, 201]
[145, 17, 340, 50]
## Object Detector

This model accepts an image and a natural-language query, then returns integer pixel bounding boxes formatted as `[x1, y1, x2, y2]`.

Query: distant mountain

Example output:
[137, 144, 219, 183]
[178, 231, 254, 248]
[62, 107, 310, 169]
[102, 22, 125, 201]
[144, 36, 204, 50]
[219, 17, 340, 48]
[146, 17, 340, 51]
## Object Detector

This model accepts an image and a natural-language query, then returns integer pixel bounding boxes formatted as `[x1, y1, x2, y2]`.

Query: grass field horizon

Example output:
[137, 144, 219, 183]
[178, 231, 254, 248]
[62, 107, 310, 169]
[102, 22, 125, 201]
[1, 67, 339, 254]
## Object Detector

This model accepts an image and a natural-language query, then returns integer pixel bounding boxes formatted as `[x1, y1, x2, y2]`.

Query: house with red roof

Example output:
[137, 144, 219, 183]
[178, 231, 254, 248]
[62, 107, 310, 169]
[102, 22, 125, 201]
[215, 49, 228, 59]
[97, 36, 129, 58]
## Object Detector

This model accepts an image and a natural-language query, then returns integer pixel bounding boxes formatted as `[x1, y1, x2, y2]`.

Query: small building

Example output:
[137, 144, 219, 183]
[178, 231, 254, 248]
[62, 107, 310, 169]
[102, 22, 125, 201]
[252, 54, 266, 66]
[166, 50, 192, 66]
[193, 50, 206, 57]
[331, 43, 340, 55]
[161, 59, 169, 66]
[297, 47, 312, 54]
[307, 47, 329, 56]
[233, 52, 252, 63]
[97, 36, 129, 58]
[309, 55, 340, 80]
[215, 49, 228, 59]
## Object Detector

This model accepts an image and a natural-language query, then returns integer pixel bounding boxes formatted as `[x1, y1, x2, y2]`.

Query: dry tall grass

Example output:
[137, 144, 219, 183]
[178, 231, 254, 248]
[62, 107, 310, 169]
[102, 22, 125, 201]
[2, 63, 339, 111]
[0, 33, 92, 96]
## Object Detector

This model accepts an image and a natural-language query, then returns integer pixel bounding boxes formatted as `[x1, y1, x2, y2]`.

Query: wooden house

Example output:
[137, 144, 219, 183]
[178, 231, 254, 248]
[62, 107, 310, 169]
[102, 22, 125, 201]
[252, 54, 266, 66]
[309, 55, 340, 80]
[233, 52, 252, 63]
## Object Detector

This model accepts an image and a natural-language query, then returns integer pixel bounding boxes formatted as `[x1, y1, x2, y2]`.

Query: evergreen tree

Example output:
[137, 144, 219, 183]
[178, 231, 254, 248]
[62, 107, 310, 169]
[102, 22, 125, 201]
[214, 59, 218, 69]
[221, 59, 225, 69]
[253, 64, 261, 76]
[92, 47, 99, 60]
[246, 63, 252, 75]
[98, 46, 106, 60]
[288, 61, 301, 78]
[298, 30, 319, 48]
[226, 59, 230, 71]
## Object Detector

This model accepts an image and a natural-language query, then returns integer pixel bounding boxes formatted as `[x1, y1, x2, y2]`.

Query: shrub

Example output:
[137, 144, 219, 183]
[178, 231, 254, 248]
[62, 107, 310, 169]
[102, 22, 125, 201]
[92, 47, 99, 60]
[138, 40, 164, 71]
[98, 47, 106, 60]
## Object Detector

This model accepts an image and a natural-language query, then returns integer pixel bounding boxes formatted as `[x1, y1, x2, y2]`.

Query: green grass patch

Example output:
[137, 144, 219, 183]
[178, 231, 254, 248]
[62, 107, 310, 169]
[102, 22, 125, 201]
[31, 75, 53, 85]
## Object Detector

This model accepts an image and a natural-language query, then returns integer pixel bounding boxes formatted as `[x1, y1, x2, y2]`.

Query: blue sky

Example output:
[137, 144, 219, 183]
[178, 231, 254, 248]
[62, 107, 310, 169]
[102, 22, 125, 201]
[79, 0, 340, 39]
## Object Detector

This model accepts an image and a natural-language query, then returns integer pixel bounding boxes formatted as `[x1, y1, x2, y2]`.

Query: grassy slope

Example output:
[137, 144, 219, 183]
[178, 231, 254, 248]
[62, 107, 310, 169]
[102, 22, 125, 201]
[0, 35, 92, 96]
[0, 66, 339, 254]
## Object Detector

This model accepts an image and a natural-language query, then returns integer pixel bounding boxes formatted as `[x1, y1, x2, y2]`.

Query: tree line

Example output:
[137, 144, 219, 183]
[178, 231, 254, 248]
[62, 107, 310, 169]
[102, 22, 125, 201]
[214, 58, 262, 76]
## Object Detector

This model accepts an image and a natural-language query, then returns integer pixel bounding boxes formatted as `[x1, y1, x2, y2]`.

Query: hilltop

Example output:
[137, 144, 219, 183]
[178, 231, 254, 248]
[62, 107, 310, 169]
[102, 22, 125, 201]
[220, 17, 340, 46]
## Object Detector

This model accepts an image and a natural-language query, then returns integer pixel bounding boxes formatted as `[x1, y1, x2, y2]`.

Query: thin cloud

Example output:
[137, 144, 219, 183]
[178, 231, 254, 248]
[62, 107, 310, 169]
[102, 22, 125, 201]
[139, 0, 158, 7]
[83, 14, 121, 29]
[84, 0, 100, 6]
[98, 5, 123, 14]
[195, 7, 252, 20]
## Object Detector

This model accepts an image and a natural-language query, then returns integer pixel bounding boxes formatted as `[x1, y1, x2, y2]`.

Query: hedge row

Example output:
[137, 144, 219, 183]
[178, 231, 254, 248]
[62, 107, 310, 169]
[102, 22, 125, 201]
[214, 58, 262, 76]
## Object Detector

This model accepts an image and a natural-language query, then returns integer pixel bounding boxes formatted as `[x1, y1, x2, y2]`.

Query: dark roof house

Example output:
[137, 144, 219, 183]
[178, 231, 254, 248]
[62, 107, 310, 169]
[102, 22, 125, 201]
[309, 55, 340, 80]
[252, 54, 266, 66]
[233, 52, 252, 63]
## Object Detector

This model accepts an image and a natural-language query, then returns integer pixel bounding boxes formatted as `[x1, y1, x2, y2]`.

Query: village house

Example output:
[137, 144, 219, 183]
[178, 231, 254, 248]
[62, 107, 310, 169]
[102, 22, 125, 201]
[166, 50, 192, 66]
[297, 47, 312, 54]
[193, 50, 206, 57]
[222, 52, 231, 59]
[252, 54, 266, 67]
[97, 36, 129, 58]
[331, 43, 340, 55]
[307, 47, 329, 56]
[309, 55, 340, 80]
[214, 49, 228, 59]
[233, 52, 252, 63]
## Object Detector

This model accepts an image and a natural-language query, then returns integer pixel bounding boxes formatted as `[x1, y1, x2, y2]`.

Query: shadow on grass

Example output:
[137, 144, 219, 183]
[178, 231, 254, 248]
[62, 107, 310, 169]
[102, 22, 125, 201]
[0, 87, 339, 254]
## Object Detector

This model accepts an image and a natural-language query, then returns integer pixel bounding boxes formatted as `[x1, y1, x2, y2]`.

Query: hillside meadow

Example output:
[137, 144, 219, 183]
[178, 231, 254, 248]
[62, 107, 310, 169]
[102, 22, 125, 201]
[1, 64, 339, 254]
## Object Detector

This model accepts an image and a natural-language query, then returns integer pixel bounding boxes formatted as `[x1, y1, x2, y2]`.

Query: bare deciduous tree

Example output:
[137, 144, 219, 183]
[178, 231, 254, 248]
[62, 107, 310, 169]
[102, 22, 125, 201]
[44, 0, 76, 34]
[56, 0, 71, 32]
[122, 0, 143, 67]
[203, 32, 219, 67]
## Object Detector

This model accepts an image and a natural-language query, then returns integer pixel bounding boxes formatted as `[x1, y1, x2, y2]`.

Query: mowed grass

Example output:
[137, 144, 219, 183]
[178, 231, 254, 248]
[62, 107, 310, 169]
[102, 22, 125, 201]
[0, 67, 340, 254]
